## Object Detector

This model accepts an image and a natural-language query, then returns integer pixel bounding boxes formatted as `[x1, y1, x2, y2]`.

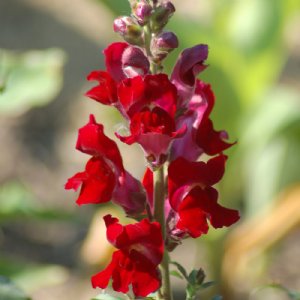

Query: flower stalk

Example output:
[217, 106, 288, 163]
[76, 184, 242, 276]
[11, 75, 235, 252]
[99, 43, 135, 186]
[65, 0, 240, 299]
[154, 166, 172, 300]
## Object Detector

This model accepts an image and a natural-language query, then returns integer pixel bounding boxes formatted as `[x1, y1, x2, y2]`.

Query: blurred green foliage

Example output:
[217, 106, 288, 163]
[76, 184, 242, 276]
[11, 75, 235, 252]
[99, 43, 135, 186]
[0, 276, 31, 300]
[0, 48, 65, 116]
[0, 47, 67, 297]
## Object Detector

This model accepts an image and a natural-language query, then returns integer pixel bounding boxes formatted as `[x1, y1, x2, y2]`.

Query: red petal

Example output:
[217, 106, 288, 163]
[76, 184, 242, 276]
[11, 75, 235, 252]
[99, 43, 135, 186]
[91, 251, 119, 289]
[65, 171, 87, 191]
[168, 155, 226, 208]
[177, 188, 210, 238]
[85, 71, 118, 105]
[177, 187, 239, 238]
[68, 157, 115, 205]
[131, 265, 161, 297]
[196, 118, 235, 155]
[104, 42, 128, 82]
[76, 114, 124, 172]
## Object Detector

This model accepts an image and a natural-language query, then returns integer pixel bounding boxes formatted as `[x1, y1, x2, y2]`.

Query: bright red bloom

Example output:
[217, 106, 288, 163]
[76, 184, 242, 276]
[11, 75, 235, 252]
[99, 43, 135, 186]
[92, 215, 163, 297]
[167, 155, 239, 238]
[168, 154, 226, 207]
[177, 186, 240, 238]
[65, 115, 146, 215]
[117, 73, 177, 119]
[171, 44, 208, 107]
[86, 42, 150, 108]
[116, 107, 186, 167]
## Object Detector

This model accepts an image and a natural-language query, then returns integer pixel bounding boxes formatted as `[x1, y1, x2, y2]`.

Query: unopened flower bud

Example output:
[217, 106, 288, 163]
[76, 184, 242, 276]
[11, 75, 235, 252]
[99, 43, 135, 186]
[113, 16, 143, 46]
[195, 268, 205, 285]
[151, 31, 178, 62]
[132, 0, 152, 25]
[155, 31, 178, 51]
[121, 46, 150, 77]
[150, 1, 176, 32]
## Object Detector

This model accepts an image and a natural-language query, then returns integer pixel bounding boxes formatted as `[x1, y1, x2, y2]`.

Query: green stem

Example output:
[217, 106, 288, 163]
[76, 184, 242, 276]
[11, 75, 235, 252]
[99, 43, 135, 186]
[154, 167, 173, 300]
[144, 24, 160, 74]
[144, 24, 152, 59]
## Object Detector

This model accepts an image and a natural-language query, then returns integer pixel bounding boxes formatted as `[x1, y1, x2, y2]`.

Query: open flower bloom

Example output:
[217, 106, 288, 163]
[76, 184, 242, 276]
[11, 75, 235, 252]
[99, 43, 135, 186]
[116, 106, 186, 167]
[167, 155, 240, 238]
[117, 73, 177, 119]
[65, 114, 145, 216]
[92, 215, 163, 297]
[85, 42, 150, 108]
[115, 74, 186, 166]
[171, 80, 234, 160]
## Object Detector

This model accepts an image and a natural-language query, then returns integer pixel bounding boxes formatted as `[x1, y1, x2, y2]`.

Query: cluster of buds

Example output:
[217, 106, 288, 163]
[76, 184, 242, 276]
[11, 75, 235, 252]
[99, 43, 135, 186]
[114, 0, 178, 65]
[66, 0, 240, 299]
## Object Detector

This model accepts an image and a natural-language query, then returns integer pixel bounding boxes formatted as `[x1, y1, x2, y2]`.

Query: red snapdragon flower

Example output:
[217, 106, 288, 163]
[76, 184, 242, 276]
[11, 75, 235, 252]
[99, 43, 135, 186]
[117, 73, 177, 119]
[115, 74, 185, 166]
[116, 106, 186, 167]
[86, 42, 150, 107]
[65, 115, 145, 215]
[167, 155, 240, 238]
[92, 215, 163, 297]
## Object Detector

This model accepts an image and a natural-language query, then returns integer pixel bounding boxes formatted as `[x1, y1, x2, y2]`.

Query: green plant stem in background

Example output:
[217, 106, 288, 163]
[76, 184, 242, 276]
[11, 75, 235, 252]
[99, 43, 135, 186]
[154, 167, 173, 300]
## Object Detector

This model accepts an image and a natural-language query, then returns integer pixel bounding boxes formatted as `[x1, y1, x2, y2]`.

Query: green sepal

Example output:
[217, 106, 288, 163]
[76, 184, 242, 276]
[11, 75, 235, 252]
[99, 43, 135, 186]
[170, 261, 188, 280]
[170, 270, 184, 280]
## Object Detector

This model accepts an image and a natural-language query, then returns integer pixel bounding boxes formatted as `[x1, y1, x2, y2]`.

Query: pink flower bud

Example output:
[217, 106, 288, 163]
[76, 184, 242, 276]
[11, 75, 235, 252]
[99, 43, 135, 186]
[155, 31, 179, 51]
[150, 1, 176, 32]
[133, 0, 152, 25]
[163, 1, 175, 15]
[113, 16, 143, 46]
[151, 31, 178, 62]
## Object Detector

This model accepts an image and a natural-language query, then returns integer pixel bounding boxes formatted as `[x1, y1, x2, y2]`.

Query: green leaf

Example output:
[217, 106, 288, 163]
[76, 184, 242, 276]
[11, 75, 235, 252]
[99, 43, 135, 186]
[0, 276, 31, 300]
[188, 270, 200, 285]
[0, 258, 69, 292]
[201, 281, 216, 289]
[0, 48, 65, 116]
[170, 270, 184, 280]
[170, 261, 188, 280]
[0, 180, 74, 222]
[238, 87, 300, 216]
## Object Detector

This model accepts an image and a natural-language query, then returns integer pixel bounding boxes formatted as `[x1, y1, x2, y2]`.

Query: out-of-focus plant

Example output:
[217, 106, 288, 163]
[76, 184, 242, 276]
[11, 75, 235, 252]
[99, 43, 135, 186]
[0, 47, 68, 297]
[252, 283, 300, 300]
[0, 276, 31, 300]
[0, 48, 65, 116]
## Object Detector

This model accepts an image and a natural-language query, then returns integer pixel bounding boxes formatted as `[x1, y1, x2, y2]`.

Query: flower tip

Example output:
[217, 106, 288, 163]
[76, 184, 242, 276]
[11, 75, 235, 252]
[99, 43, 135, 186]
[103, 214, 119, 226]
[88, 114, 96, 124]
